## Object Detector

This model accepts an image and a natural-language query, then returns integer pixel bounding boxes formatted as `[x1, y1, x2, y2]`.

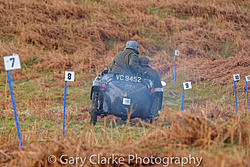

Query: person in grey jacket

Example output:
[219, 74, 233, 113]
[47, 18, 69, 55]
[108, 41, 145, 75]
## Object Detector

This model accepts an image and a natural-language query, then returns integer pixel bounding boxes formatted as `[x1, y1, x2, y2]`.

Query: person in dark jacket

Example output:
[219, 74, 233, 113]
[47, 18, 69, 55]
[108, 41, 145, 75]
[139, 56, 163, 115]
[139, 56, 162, 88]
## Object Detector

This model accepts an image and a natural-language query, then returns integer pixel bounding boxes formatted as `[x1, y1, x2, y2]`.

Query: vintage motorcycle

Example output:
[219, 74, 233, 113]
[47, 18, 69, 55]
[89, 73, 165, 125]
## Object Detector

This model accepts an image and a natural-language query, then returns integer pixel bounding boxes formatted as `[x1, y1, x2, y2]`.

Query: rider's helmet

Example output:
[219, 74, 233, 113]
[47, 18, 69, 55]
[125, 41, 139, 54]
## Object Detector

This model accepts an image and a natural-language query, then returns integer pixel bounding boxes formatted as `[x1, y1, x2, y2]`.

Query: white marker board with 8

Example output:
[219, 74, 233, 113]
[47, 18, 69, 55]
[233, 74, 240, 82]
[65, 71, 75, 82]
[183, 82, 192, 90]
[3, 54, 21, 71]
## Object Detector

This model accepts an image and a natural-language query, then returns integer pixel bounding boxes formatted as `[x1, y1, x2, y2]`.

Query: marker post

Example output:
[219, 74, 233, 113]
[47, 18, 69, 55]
[3, 54, 23, 147]
[180, 86, 185, 122]
[233, 74, 240, 116]
[180, 82, 192, 122]
[174, 50, 179, 85]
[63, 71, 75, 136]
[246, 75, 250, 110]
[12, 70, 14, 82]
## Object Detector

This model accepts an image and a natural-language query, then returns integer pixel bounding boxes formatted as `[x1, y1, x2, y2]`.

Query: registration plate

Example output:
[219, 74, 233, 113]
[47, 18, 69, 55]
[122, 98, 131, 105]
[115, 74, 142, 83]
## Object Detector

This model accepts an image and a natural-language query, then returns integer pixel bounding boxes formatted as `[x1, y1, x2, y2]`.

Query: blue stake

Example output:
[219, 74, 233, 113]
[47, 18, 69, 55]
[246, 80, 249, 110]
[6, 71, 23, 148]
[180, 86, 185, 122]
[63, 80, 67, 136]
[174, 54, 177, 84]
[12, 70, 14, 82]
[233, 80, 239, 116]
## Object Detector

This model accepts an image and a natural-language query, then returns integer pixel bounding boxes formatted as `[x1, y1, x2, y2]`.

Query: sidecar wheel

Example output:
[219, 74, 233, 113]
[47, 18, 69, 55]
[90, 109, 97, 126]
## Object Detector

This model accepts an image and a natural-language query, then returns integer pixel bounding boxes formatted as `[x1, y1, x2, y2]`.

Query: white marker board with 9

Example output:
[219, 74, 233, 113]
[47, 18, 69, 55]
[183, 82, 192, 90]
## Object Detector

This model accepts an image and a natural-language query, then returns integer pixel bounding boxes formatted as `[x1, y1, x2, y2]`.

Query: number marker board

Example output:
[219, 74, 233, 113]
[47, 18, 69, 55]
[233, 74, 240, 82]
[246, 75, 250, 110]
[175, 50, 180, 56]
[180, 82, 192, 122]
[174, 50, 179, 84]
[246, 75, 250, 82]
[233, 74, 240, 116]
[65, 71, 75, 82]
[3, 54, 23, 148]
[63, 71, 75, 136]
[183, 82, 192, 90]
[4, 54, 21, 71]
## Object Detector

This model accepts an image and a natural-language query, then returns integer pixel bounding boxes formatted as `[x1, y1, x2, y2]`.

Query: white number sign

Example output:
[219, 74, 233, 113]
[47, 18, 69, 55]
[161, 81, 166, 87]
[233, 74, 240, 82]
[246, 75, 250, 82]
[183, 82, 192, 90]
[3, 54, 21, 71]
[175, 50, 180, 56]
[122, 98, 131, 105]
[65, 71, 75, 82]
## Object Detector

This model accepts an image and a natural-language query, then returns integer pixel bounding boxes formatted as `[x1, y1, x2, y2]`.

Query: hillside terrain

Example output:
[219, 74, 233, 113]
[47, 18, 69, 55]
[0, 0, 249, 83]
[0, 0, 249, 166]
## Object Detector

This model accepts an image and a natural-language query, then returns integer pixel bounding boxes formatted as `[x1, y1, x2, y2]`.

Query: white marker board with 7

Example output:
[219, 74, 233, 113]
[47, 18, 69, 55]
[3, 54, 21, 71]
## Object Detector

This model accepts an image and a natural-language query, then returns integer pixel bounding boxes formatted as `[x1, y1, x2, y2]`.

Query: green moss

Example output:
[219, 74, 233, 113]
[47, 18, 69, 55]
[22, 57, 38, 68]
[0, 35, 22, 48]
[105, 1, 119, 10]
[147, 7, 188, 20]
[163, 74, 234, 111]
[207, 40, 237, 59]
[0, 35, 14, 43]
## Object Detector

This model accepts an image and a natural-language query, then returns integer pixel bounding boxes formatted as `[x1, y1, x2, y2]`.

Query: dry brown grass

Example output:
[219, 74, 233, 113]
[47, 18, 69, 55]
[0, 109, 249, 166]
